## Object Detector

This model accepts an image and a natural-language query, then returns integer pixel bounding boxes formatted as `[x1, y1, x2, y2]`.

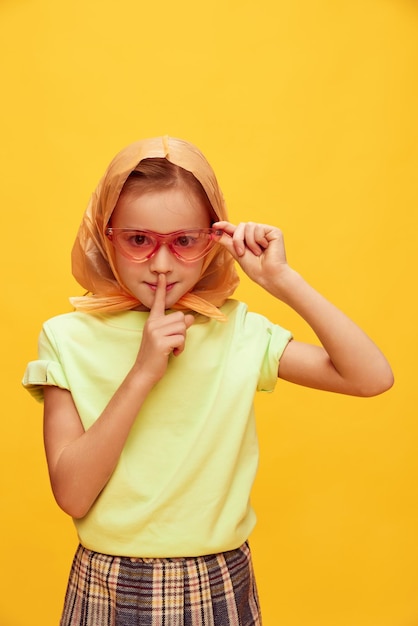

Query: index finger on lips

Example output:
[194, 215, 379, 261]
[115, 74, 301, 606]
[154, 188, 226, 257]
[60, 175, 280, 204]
[149, 273, 167, 319]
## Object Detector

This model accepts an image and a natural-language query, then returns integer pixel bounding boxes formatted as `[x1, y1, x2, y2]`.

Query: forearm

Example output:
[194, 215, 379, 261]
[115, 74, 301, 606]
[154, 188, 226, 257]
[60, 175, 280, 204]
[267, 267, 393, 395]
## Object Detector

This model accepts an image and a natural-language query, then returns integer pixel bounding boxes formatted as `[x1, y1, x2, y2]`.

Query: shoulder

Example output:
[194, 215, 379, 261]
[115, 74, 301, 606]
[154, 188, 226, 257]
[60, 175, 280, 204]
[219, 299, 244, 317]
[42, 310, 142, 333]
[43, 311, 84, 328]
[220, 299, 289, 333]
[40, 311, 95, 339]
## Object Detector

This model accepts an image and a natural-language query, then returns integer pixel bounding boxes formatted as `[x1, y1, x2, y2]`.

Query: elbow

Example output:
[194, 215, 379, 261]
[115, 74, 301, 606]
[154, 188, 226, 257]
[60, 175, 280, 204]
[53, 489, 93, 520]
[65, 505, 90, 520]
[355, 367, 395, 398]
[57, 499, 91, 520]
[50, 469, 104, 519]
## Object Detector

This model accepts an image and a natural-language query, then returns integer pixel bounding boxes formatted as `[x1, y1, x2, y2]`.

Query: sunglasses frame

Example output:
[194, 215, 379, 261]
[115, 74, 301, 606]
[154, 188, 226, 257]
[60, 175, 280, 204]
[105, 227, 223, 263]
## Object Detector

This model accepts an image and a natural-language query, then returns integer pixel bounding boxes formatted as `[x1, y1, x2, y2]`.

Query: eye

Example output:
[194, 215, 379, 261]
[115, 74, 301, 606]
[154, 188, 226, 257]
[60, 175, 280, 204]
[124, 232, 154, 248]
[131, 234, 147, 246]
[173, 234, 198, 248]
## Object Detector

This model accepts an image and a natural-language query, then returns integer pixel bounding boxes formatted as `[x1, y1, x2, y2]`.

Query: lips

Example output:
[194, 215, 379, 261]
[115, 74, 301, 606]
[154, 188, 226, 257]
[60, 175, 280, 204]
[146, 281, 176, 291]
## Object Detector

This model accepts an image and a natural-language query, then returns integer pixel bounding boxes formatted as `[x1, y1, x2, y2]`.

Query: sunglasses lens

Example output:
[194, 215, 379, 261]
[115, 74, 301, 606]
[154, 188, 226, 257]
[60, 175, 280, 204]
[171, 230, 220, 261]
[116, 231, 157, 261]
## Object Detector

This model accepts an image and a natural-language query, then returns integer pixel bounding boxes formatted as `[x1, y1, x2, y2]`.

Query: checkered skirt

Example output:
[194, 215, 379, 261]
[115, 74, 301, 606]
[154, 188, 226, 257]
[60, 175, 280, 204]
[60, 543, 262, 626]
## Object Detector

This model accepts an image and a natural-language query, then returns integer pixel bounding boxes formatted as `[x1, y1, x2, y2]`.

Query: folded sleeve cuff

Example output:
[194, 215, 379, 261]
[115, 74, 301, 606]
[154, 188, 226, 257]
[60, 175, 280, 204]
[257, 326, 293, 393]
[22, 359, 69, 403]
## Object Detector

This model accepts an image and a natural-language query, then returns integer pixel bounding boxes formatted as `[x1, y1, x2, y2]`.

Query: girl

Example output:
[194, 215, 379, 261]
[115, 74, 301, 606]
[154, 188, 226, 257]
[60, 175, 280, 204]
[23, 136, 393, 626]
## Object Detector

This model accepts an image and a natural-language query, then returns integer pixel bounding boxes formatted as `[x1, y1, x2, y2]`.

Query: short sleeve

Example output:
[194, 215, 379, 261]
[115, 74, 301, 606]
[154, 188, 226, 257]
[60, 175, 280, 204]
[22, 323, 70, 403]
[257, 324, 292, 393]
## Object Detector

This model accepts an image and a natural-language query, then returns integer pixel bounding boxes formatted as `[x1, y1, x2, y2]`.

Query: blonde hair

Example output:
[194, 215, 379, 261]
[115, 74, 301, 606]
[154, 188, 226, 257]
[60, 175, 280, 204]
[70, 137, 239, 320]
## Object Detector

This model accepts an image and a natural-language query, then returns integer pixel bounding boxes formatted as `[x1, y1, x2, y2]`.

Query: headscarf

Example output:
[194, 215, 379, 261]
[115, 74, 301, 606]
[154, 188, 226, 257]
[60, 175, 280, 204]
[70, 136, 239, 320]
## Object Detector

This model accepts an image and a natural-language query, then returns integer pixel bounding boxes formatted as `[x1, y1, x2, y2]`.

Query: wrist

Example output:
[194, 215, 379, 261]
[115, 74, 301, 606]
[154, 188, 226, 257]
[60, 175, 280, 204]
[126, 364, 161, 394]
[262, 265, 303, 302]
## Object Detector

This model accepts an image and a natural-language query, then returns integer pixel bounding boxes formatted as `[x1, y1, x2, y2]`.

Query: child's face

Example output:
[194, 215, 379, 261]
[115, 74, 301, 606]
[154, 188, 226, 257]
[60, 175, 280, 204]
[110, 186, 211, 310]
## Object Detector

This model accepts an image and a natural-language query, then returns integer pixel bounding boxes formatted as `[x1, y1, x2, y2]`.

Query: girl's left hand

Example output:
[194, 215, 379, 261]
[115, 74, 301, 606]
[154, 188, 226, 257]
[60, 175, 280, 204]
[213, 221, 289, 290]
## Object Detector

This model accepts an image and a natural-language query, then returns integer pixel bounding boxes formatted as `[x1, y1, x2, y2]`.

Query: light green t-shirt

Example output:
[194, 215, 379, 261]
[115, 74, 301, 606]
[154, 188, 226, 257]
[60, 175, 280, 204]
[23, 299, 292, 557]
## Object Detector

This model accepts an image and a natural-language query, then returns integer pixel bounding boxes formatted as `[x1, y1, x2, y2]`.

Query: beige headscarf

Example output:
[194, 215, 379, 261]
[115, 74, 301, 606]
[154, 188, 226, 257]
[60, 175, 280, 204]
[70, 136, 239, 320]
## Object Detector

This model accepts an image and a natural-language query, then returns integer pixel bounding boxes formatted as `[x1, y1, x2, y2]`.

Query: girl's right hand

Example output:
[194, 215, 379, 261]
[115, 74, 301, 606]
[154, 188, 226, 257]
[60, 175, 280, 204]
[134, 274, 195, 384]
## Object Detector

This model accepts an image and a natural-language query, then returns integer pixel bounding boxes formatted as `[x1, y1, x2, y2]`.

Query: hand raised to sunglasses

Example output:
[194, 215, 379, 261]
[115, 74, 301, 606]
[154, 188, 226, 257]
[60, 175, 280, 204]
[213, 221, 290, 298]
[135, 274, 195, 385]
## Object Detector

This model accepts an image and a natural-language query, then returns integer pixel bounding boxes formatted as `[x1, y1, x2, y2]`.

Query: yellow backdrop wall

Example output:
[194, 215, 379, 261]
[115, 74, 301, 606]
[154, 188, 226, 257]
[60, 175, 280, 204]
[1, 1, 417, 625]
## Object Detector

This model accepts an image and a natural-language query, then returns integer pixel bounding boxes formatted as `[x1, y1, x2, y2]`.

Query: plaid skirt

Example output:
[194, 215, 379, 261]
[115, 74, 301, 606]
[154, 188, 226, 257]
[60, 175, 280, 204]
[60, 543, 262, 626]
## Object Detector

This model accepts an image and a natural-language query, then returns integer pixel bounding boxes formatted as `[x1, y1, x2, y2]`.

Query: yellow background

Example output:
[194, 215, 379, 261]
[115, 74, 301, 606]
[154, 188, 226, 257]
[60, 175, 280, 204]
[1, 1, 417, 624]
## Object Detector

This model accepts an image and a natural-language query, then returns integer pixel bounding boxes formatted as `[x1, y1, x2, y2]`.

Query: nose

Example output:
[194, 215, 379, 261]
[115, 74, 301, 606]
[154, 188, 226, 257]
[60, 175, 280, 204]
[148, 242, 174, 274]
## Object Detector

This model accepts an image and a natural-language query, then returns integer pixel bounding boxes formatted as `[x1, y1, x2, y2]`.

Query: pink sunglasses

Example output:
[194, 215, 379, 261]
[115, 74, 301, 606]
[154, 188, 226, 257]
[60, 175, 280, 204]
[106, 227, 223, 262]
